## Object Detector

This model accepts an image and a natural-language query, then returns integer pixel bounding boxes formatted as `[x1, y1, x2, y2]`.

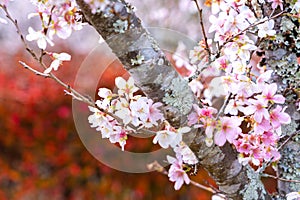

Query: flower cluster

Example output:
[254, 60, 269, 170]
[88, 106, 128, 150]
[88, 77, 198, 190]
[222, 70, 291, 164]
[167, 154, 191, 190]
[27, 0, 84, 50]
[187, 0, 292, 166]
[19, 0, 296, 194]
[88, 77, 165, 150]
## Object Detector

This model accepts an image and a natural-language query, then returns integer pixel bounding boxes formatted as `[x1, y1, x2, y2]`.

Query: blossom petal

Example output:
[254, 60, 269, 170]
[214, 131, 226, 146]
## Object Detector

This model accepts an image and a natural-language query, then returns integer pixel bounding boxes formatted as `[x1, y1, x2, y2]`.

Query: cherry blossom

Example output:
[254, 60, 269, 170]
[174, 142, 198, 165]
[223, 9, 248, 34]
[267, 0, 284, 10]
[224, 99, 245, 116]
[253, 118, 272, 135]
[153, 125, 177, 149]
[257, 83, 285, 104]
[115, 97, 131, 125]
[188, 79, 203, 98]
[130, 97, 150, 124]
[96, 88, 114, 110]
[115, 77, 139, 99]
[257, 18, 276, 38]
[167, 155, 190, 190]
[26, 27, 54, 50]
[188, 104, 217, 127]
[146, 99, 164, 127]
[44, 52, 71, 73]
[256, 70, 273, 86]
[153, 123, 190, 149]
[109, 126, 128, 151]
[214, 116, 242, 146]
[269, 105, 291, 129]
[243, 98, 270, 123]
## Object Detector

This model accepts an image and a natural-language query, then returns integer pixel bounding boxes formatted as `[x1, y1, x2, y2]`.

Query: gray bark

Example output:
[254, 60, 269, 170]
[261, 6, 300, 198]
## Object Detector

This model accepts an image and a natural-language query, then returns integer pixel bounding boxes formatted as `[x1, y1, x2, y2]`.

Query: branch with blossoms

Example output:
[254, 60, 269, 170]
[2, 0, 300, 199]
[147, 160, 228, 199]
[1, 1, 159, 142]
[193, 0, 212, 60]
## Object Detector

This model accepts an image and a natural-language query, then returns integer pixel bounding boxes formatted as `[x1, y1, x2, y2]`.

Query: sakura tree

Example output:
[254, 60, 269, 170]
[1, 0, 299, 199]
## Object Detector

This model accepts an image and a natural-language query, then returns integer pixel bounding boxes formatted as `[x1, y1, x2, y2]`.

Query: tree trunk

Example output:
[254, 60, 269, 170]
[261, 6, 300, 198]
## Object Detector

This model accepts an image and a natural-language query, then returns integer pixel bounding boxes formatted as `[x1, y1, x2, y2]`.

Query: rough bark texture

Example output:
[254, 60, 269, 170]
[75, 0, 275, 199]
[76, 0, 195, 127]
[260, 5, 300, 198]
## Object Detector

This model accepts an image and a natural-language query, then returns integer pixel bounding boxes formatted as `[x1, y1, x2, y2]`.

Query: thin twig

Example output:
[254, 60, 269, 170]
[19, 61, 50, 77]
[193, 0, 212, 60]
[2, 5, 157, 137]
[147, 161, 221, 194]
[216, 93, 232, 119]
[2, 5, 39, 61]
[261, 173, 300, 183]
[278, 131, 300, 151]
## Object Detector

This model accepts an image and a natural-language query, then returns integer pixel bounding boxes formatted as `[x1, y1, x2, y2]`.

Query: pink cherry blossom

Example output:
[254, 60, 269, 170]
[188, 79, 203, 98]
[188, 104, 217, 126]
[214, 116, 242, 146]
[130, 97, 150, 123]
[109, 126, 128, 151]
[267, 0, 284, 10]
[167, 155, 190, 190]
[224, 99, 245, 115]
[146, 99, 164, 127]
[115, 98, 131, 124]
[253, 118, 272, 135]
[261, 131, 279, 146]
[257, 18, 276, 38]
[243, 98, 269, 123]
[235, 141, 252, 154]
[264, 146, 281, 161]
[258, 83, 285, 104]
[223, 9, 248, 34]
[256, 70, 273, 86]
[269, 105, 291, 129]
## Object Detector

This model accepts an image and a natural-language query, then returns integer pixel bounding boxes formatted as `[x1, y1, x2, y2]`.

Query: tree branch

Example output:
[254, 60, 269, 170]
[75, 1, 272, 199]
[75, 0, 196, 128]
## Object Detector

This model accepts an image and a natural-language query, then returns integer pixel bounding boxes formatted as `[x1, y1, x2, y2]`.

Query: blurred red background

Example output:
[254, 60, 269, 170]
[0, 46, 218, 199]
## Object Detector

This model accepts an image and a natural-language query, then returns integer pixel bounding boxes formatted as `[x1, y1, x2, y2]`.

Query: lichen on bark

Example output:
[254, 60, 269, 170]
[76, 0, 196, 127]
[260, 5, 300, 197]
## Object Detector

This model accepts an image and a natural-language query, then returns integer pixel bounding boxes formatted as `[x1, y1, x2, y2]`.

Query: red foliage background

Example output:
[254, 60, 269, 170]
[0, 48, 216, 199]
